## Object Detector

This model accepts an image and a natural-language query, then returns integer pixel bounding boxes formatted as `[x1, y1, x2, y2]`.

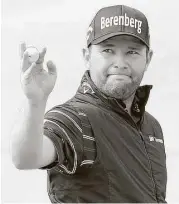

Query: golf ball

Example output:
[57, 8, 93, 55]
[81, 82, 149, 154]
[25, 46, 40, 63]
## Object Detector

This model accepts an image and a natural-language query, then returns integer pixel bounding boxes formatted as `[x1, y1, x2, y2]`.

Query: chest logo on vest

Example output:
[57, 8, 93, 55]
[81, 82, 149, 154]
[149, 135, 164, 144]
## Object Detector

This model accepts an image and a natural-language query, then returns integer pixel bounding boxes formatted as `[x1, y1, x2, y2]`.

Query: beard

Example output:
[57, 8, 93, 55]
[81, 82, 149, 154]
[98, 76, 141, 100]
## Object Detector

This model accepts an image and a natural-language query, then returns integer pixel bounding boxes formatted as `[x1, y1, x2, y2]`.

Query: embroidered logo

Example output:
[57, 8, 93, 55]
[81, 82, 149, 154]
[101, 13, 142, 34]
[82, 82, 95, 94]
[86, 26, 93, 41]
[149, 135, 164, 144]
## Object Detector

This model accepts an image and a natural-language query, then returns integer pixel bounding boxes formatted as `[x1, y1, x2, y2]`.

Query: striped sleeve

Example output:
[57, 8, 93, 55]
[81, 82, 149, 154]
[39, 105, 83, 174]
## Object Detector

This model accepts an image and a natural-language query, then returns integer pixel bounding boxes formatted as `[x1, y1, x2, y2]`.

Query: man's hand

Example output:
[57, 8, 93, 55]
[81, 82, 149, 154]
[20, 42, 57, 103]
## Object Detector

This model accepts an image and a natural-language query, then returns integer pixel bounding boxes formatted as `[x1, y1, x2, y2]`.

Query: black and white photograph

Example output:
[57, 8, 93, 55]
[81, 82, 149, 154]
[1, 0, 179, 203]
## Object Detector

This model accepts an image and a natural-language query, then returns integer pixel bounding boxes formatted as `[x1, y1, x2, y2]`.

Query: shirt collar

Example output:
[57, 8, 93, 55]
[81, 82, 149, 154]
[78, 70, 153, 117]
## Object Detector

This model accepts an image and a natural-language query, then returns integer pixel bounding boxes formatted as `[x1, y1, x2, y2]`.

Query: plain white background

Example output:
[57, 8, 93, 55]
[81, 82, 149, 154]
[1, 0, 179, 203]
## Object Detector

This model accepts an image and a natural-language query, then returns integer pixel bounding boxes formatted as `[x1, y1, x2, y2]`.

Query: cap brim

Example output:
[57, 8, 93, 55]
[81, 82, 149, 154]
[91, 32, 149, 48]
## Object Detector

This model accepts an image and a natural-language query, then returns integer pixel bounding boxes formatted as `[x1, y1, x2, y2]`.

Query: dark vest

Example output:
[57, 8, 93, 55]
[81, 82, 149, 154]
[47, 72, 167, 203]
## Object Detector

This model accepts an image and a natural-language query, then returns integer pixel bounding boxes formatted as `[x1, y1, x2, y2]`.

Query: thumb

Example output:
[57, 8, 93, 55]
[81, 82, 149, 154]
[47, 61, 57, 75]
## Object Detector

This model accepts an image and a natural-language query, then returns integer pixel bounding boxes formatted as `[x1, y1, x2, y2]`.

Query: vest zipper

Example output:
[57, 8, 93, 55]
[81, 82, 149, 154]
[115, 100, 158, 201]
[138, 131, 158, 201]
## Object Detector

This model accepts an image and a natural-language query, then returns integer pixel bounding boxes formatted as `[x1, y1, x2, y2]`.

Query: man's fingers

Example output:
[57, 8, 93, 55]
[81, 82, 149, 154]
[47, 61, 57, 75]
[36, 47, 47, 64]
[21, 51, 31, 72]
[20, 42, 27, 59]
[20, 45, 48, 74]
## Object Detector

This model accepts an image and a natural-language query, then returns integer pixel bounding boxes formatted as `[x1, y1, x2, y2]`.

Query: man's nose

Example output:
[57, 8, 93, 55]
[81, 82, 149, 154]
[113, 53, 128, 69]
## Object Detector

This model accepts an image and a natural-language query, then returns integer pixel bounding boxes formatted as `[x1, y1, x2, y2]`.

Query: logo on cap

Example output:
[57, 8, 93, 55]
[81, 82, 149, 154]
[86, 5, 150, 48]
[101, 13, 142, 34]
[86, 26, 93, 41]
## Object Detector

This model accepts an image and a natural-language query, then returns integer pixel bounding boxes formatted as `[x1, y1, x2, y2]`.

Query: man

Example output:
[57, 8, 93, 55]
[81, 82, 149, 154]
[11, 5, 167, 203]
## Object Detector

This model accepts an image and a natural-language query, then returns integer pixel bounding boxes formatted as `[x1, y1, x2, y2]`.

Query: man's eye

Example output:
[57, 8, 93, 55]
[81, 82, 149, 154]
[127, 50, 139, 55]
[102, 49, 113, 53]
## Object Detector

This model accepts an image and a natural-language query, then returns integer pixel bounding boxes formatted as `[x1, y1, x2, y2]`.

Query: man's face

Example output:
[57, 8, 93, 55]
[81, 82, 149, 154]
[84, 35, 153, 100]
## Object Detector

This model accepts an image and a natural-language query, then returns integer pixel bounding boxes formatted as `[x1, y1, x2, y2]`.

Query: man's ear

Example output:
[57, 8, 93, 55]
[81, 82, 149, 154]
[145, 49, 153, 71]
[82, 47, 90, 69]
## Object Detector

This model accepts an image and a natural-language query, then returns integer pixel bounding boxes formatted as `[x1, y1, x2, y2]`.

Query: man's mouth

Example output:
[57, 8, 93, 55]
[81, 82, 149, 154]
[107, 74, 131, 78]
